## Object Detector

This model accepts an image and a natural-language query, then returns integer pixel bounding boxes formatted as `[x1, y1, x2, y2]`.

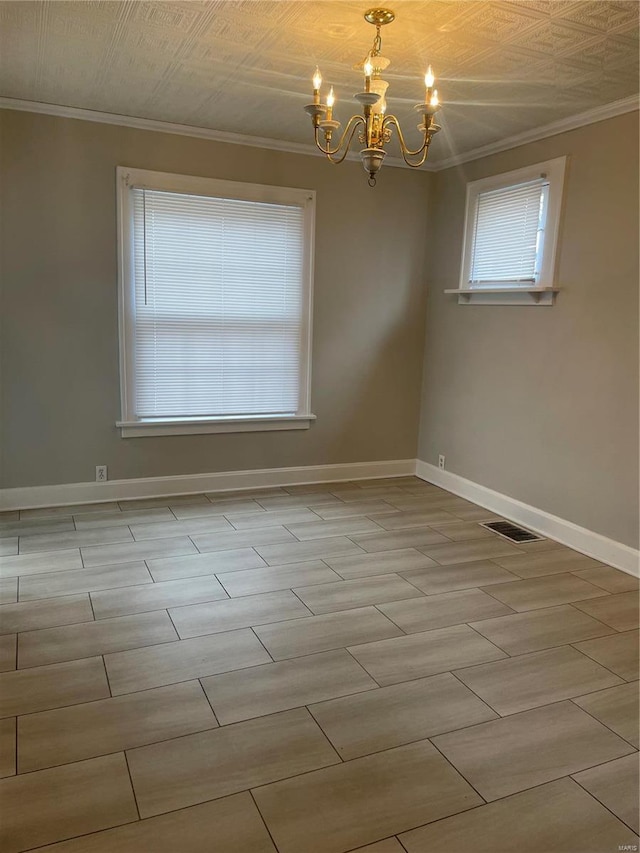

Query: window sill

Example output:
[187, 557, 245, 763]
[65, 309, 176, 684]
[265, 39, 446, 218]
[444, 287, 559, 306]
[116, 415, 316, 438]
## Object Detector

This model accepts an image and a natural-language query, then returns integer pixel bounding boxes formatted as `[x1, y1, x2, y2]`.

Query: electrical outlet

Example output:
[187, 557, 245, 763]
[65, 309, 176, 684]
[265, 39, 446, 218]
[96, 465, 108, 482]
[438, 454, 446, 470]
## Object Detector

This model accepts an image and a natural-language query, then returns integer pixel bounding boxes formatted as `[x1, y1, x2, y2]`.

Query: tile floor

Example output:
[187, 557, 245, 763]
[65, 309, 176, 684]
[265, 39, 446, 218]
[0, 476, 638, 852]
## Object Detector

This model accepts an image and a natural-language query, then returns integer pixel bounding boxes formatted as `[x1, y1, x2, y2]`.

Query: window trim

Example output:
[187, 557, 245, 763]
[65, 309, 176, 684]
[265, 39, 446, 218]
[453, 156, 566, 305]
[116, 167, 316, 437]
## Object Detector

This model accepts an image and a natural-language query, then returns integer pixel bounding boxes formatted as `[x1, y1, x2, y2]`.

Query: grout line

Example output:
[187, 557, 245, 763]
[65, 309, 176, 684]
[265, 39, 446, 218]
[248, 788, 281, 851]
[448, 668, 503, 717]
[372, 603, 410, 635]
[567, 696, 639, 749]
[570, 758, 640, 836]
[428, 736, 488, 804]
[123, 750, 142, 821]
[249, 626, 275, 663]
[101, 654, 113, 698]
[195, 677, 220, 727]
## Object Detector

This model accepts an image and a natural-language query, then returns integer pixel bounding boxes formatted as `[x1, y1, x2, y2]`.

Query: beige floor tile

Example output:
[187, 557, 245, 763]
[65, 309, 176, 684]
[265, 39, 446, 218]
[227, 508, 320, 529]
[325, 548, 437, 579]
[455, 645, 623, 715]
[0, 753, 138, 853]
[574, 630, 639, 680]
[255, 537, 365, 566]
[0, 577, 18, 604]
[572, 566, 640, 593]
[33, 792, 278, 852]
[105, 629, 271, 695]
[0, 717, 15, 778]
[0, 511, 19, 523]
[351, 528, 449, 553]
[310, 672, 497, 759]
[399, 777, 639, 853]
[172, 499, 265, 520]
[253, 738, 482, 853]
[357, 477, 421, 489]
[0, 549, 83, 579]
[347, 841, 405, 853]
[0, 634, 17, 671]
[286, 517, 384, 541]
[510, 538, 568, 553]
[400, 561, 519, 594]
[447, 506, 503, 521]
[382, 494, 467, 512]
[480, 573, 607, 611]
[379, 588, 513, 633]
[432, 700, 634, 801]
[573, 591, 639, 631]
[209, 487, 288, 500]
[311, 500, 399, 520]
[429, 521, 495, 542]
[0, 539, 18, 557]
[127, 707, 339, 817]
[0, 594, 93, 634]
[169, 590, 310, 639]
[117, 494, 210, 510]
[147, 549, 266, 582]
[191, 526, 296, 554]
[330, 486, 406, 501]
[294, 575, 424, 615]
[2, 519, 75, 539]
[18, 527, 135, 555]
[574, 682, 639, 747]
[19, 561, 152, 601]
[18, 610, 177, 668]
[21, 502, 120, 519]
[18, 680, 218, 772]
[0, 655, 109, 718]
[256, 494, 343, 510]
[418, 539, 522, 565]
[217, 561, 341, 597]
[492, 548, 601, 579]
[285, 482, 358, 495]
[255, 607, 402, 660]
[130, 516, 233, 541]
[81, 537, 198, 568]
[470, 604, 615, 655]
[74, 507, 175, 530]
[202, 649, 376, 724]
[348, 624, 506, 686]
[370, 510, 460, 531]
[91, 576, 228, 619]
[573, 753, 639, 833]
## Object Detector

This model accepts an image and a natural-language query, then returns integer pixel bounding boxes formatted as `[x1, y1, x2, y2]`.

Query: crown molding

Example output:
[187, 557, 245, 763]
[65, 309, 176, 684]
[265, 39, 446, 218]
[1, 94, 637, 173]
[0, 97, 413, 170]
[430, 95, 639, 171]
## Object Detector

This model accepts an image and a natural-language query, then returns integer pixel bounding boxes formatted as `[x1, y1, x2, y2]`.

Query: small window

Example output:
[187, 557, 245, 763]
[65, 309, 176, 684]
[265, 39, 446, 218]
[116, 168, 316, 436]
[455, 157, 566, 305]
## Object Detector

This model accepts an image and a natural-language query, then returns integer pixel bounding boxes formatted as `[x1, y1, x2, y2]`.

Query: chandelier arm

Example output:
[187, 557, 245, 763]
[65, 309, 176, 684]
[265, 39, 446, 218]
[314, 116, 366, 162]
[382, 115, 430, 164]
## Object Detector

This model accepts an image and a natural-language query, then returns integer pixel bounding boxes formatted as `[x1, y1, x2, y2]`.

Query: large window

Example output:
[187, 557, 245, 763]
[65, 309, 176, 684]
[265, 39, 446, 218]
[456, 157, 566, 305]
[116, 168, 316, 436]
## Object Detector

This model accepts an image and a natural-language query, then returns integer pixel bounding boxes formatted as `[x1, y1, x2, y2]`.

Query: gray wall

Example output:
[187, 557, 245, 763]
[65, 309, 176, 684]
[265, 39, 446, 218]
[418, 111, 639, 549]
[1, 109, 431, 488]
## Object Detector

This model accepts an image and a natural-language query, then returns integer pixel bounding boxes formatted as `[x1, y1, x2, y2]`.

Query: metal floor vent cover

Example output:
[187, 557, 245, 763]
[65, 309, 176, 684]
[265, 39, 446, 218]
[480, 521, 545, 543]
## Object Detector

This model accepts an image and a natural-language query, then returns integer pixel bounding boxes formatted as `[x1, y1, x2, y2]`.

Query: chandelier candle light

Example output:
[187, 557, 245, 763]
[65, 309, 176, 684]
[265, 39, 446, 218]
[304, 7, 441, 186]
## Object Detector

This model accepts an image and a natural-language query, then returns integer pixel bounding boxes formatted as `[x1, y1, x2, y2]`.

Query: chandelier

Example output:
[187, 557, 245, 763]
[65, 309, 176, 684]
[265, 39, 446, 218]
[304, 7, 441, 186]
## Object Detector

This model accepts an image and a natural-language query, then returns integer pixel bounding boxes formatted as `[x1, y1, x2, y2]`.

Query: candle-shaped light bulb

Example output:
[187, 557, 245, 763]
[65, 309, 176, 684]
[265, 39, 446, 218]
[430, 89, 439, 108]
[313, 67, 322, 91]
[326, 86, 335, 120]
[425, 65, 435, 89]
[364, 58, 373, 92]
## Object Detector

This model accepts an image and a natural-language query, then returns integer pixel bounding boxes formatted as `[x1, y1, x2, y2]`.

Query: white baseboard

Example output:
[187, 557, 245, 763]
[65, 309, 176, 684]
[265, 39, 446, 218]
[416, 461, 640, 578]
[0, 459, 416, 511]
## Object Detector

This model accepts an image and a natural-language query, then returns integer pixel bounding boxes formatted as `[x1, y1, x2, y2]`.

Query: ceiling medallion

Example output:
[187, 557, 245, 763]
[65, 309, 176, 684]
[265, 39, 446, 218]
[304, 7, 441, 186]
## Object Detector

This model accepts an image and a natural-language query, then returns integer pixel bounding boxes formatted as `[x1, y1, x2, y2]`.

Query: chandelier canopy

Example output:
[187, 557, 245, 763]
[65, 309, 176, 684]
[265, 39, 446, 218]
[304, 7, 442, 186]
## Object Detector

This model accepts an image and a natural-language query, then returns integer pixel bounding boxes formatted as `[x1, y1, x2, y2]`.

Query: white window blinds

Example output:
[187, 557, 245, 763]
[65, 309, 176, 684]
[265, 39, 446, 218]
[131, 187, 306, 419]
[469, 178, 548, 286]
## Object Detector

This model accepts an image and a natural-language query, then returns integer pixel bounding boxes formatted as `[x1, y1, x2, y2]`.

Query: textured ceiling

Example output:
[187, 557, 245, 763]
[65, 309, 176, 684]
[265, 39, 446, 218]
[0, 1, 638, 163]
